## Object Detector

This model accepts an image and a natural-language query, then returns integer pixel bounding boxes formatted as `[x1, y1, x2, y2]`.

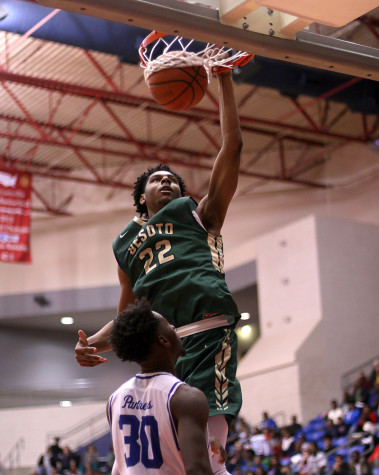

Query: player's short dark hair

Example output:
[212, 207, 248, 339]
[132, 164, 186, 217]
[111, 298, 160, 363]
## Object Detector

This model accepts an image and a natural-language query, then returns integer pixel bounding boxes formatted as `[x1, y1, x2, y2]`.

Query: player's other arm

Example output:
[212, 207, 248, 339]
[170, 385, 213, 475]
[117, 266, 136, 314]
[196, 70, 242, 236]
[74, 266, 136, 367]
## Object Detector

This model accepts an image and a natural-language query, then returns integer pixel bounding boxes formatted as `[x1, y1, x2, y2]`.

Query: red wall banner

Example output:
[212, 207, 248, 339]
[0, 168, 32, 263]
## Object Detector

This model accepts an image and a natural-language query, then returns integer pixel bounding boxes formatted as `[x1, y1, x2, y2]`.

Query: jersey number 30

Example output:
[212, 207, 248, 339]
[119, 414, 163, 469]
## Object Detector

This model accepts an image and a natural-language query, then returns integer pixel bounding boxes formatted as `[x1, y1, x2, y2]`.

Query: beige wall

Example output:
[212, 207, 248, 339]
[237, 216, 323, 424]
[0, 403, 106, 468]
[0, 144, 378, 464]
[1, 145, 378, 296]
[237, 215, 379, 425]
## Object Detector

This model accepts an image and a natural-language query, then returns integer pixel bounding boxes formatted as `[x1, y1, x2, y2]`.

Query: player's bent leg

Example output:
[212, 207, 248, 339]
[208, 414, 231, 475]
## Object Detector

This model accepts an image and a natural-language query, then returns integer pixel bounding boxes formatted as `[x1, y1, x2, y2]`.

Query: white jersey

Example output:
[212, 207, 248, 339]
[108, 372, 186, 475]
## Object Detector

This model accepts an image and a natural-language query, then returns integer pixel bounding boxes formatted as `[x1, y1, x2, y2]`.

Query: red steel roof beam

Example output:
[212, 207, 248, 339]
[2, 130, 328, 189]
[100, 100, 151, 158]
[0, 82, 50, 141]
[278, 140, 286, 178]
[0, 114, 210, 159]
[32, 185, 72, 216]
[245, 134, 284, 168]
[83, 50, 120, 93]
[0, 129, 170, 163]
[289, 97, 321, 132]
[0, 70, 362, 145]
[287, 142, 346, 178]
[275, 77, 362, 123]
[56, 129, 107, 183]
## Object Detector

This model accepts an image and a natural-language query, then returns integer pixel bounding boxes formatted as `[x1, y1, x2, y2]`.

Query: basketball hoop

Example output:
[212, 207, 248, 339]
[139, 30, 254, 83]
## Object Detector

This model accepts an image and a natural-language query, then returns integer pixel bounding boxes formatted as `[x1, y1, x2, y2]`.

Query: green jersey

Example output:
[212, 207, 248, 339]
[113, 196, 240, 328]
[113, 196, 242, 420]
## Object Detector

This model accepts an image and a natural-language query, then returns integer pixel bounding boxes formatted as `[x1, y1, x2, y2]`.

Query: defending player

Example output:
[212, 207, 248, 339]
[107, 298, 217, 475]
[76, 69, 242, 475]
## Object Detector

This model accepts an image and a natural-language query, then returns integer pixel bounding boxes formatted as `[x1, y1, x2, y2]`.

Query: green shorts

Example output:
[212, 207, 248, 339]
[174, 326, 242, 423]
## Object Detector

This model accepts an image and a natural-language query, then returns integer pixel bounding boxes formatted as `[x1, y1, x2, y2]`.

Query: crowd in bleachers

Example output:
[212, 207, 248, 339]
[33, 439, 115, 475]
[225, 360, 379, 475]
[31, 361, 379, 475]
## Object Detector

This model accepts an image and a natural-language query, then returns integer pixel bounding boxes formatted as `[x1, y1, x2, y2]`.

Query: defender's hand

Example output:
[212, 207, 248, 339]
[210, 437, 228, 464]
[75, 330, 108, 367]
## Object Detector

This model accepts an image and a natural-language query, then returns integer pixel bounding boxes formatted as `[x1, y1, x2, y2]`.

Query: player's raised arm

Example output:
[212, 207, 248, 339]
[196, 70, 242, 236]
[171, 385, 213, 475]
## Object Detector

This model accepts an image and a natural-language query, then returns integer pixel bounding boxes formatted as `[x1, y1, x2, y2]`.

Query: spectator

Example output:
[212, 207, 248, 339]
[243, 449, 256, 473]
[328, 401, 344, 425]
[262, 427, 277, 458]
[288, 416, 303, 436]
[322, 437, 333, 453]
[368, 444, 379, 468]
[238, 417, 252, 433]
[350, 416, 376, 452]
[335, 417, 349, 437]
[236, 446, 255, 473]
[322, 437, 336, 468]
[341, 392, 352, 415]
[261, 412, 277, 430]
[352, 373, 371, 407]
[292, 442, 310, 475]
[330, 454, 350, 475]
[344, 401, 361, 429]
[271, 432, 284, 459]
[257, 466, 268, 475]
[325, 419, 339, 439]
[251, 455, 269, 473]
[81, 445, 98, 475]
[239, 418, 252, 446]
[104, 446, 114, 475]
[49, 438, 63, 469]
[59, 446, 79, 475]
[356, 405, 377, 431]
[369, 360, 379, 388]
[37, 448, 54, 475]
[303, 442, 327, 475]
[349, 450, 372, 475]
[227, 419, 240, 447]
[250, 427, 268, 456]
[281, 428, 295, 458]
[267, 455, 282, 475]
[68, 460, 82, 475]
[368, 383, 379, 410]
[226, 439, 244, 473]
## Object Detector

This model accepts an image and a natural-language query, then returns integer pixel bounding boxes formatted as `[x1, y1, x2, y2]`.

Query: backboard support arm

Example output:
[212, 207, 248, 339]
[36, 0, 379, 81]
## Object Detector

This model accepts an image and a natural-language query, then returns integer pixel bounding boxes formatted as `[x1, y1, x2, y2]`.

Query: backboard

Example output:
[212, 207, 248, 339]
[32, 0, 379, 81]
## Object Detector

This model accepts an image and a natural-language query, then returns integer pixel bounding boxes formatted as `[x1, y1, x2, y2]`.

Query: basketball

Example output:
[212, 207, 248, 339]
[147, 64, 208, 111]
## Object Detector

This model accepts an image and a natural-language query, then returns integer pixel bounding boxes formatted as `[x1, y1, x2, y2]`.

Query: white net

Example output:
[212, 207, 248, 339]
[140, 35, 253, 83]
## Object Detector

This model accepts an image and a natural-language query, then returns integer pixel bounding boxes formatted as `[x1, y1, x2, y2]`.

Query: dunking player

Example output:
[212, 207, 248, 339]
[107, 298, 215, 474]
[76, 69, 242, 475]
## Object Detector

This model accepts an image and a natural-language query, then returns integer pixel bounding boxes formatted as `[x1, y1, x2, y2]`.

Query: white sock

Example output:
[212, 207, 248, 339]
[208, 415, 231, 475]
